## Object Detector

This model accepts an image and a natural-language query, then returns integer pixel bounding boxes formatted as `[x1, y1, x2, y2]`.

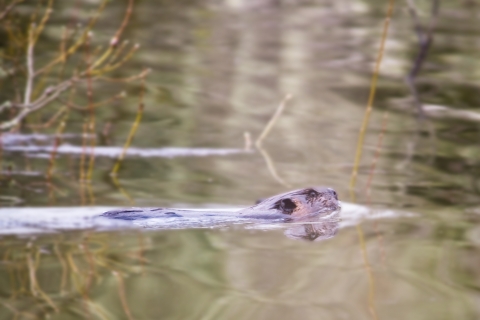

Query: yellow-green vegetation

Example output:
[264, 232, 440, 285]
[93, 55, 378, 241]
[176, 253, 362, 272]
[0, 0, 147, 201]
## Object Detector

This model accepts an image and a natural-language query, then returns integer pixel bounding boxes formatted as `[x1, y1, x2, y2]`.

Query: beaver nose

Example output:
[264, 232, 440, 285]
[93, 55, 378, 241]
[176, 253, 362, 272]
[327, 188, 338, 200]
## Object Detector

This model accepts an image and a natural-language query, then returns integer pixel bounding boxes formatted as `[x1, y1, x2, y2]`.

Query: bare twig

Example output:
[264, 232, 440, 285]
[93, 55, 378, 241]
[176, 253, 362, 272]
[255, 94, 292, 148]
[33, 0, 53, 42]
[405, 0, 440, 116]
[46, 114, 67, 181]
[112, 0, 134, 44]
[79, 122, 88, 204]
[348, 3, 396, 318]
[257, 147, 291, 188]
[90, 0, 135, 70]
[0, 80, 74, 130]
[85, 32, 96, 182]
[110, 69, 149, 176]
[405, 0, 423, 43]
[110, 175, 135, 205]
[1, 0, 141, 133]
[98, 68, 151, 83]
[349, 0, 395, 199]
[89, 44, 139, 76]
[27, 106, 67, 129]
[0, 0, 23, 21]
[57, 91, 126, 111]
[24, 24, 35, 106]
[35, 0, 109, 75]
[252, 95, 292, 187]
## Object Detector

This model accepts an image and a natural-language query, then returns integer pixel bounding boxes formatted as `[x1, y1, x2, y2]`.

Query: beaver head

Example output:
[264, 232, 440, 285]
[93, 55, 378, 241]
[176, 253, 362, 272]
[239, 187, 340, 220]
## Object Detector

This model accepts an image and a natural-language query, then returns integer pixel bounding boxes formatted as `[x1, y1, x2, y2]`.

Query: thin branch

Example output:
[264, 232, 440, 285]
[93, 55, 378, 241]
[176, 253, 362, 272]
[406, 0, 424, 44]
[257, 146, 291, 188]
[57, 91, 126, 111]
[35, 0, 109, 75]
[24, 24, 35, 106]
[111, 0, 134, 45]
[27, 106, 67, 129]
[255, 94, 292, 148]
[90, 0, 135, 70]
[46, 114, 67, 181]
[89, 44, 139, 76]
[85, 32, 96, 182]
[349, 0, 395, 198]
[110, 70, 147, 176]
[0, 0, 23, 21]
[405, 0, 440, 116]
[0, 80, 74, 130]
[33, 0, 53, 42]
[98, 68, 151, 83]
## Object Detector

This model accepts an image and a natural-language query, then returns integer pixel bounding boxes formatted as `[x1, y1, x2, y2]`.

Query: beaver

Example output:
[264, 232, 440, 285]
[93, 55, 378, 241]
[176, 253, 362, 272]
[101, 187, 340, 222]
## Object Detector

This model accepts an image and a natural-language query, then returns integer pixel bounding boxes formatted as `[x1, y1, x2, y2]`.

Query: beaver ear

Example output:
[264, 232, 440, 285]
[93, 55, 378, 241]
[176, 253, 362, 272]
[273, 198, 297, 215]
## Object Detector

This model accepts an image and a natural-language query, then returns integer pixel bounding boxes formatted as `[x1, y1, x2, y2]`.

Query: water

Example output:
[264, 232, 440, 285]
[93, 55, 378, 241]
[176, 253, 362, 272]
[1, 0, 480, 319]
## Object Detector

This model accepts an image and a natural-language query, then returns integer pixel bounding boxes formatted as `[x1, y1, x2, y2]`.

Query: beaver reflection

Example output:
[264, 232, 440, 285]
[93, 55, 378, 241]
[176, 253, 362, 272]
[284, 218, 340, 241]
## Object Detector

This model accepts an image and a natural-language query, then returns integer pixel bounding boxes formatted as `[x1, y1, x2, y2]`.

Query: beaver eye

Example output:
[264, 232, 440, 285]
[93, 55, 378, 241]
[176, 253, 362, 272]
[274, 198, 297, 215]
[327, 188, 338, 200]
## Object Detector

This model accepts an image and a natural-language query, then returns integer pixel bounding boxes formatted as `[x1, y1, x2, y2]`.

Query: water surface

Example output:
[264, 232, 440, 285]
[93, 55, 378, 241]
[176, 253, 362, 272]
[1, 0, 480, 319]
